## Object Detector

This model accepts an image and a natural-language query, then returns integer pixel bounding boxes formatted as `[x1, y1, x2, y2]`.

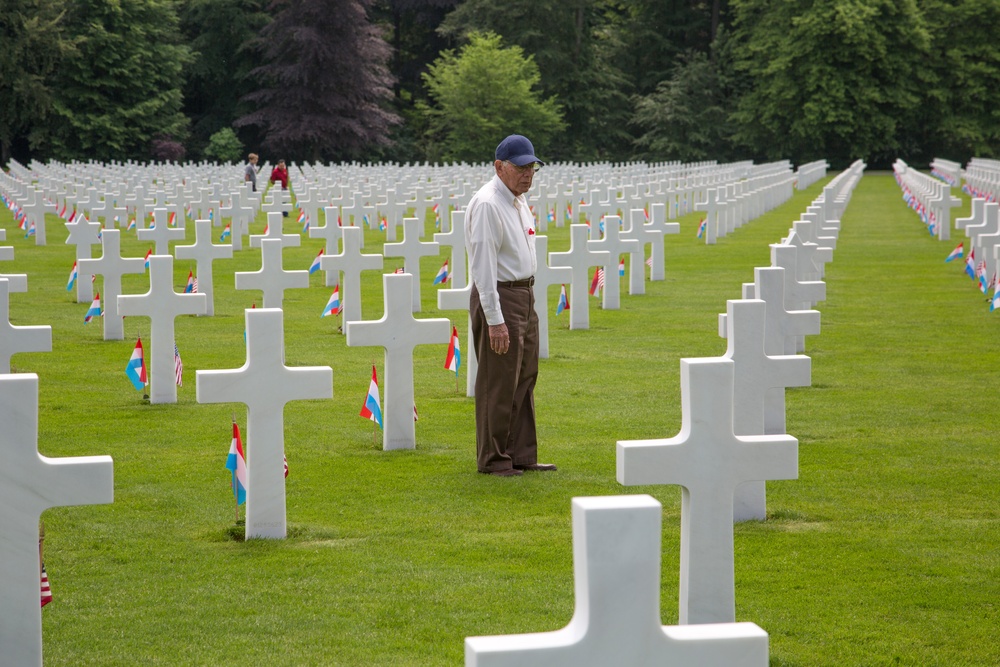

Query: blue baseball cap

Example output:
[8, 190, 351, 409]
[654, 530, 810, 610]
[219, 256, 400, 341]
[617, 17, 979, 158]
[495, 135, 545, 167]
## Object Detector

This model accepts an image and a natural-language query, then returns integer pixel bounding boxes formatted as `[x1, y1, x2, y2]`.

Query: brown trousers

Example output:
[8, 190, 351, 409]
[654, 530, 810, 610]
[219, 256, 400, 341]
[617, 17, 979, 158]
[470, 283, 539, 472]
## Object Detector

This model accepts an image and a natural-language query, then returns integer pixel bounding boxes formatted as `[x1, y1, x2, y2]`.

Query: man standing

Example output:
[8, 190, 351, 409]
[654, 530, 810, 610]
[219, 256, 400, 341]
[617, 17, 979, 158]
[269, 159, 290, 217]
[244, 153, 259, 191]
[466, 134, 556, 477]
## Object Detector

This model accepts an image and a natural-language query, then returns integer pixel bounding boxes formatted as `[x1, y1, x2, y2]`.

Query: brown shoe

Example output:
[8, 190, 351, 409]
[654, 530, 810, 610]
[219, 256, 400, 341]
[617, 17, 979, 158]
[515, 463, 557, 472]
[482, 468, 523, 477]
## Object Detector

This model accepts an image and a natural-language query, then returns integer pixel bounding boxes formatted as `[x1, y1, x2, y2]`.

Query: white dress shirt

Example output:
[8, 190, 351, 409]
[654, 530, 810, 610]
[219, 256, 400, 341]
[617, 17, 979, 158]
[465, 174, 537, 325]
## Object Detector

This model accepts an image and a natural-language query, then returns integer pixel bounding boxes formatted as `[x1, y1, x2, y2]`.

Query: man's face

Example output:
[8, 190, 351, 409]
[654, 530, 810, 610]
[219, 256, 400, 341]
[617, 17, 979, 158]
[495, 159, 536, 197]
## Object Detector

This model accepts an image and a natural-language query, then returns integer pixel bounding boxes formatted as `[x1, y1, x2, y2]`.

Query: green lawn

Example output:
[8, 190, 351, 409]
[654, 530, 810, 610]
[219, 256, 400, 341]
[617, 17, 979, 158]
[3, 172, 999, 665]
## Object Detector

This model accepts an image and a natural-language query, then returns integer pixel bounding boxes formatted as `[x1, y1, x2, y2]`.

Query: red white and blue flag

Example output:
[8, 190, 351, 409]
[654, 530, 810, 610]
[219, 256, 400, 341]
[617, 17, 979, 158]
[67, 261, 78, 291]
[184, 270, 196, 293]
[589, 267, 604, 296]
[360, 365, 383, 428]
[322, 285, 341, 317]
[433, 260, 449, 285]
[445, 325, 460, 374]
[618, 258, 625, 276]
[40, 564, 52, 608]
[226, 422, 248, 506]
[174, 343, 183, 387]
[309, 249, 323, 275]
[125, 336, 147, 391]
[556, 284, 568, 315]
[697, 218, 707, 238]
[84, 292, 101, 323]
[965, 249, 977, 279]
[220, 224, 231, 242]
[144, 249, 152, 270]
[945, 242, 963, 262]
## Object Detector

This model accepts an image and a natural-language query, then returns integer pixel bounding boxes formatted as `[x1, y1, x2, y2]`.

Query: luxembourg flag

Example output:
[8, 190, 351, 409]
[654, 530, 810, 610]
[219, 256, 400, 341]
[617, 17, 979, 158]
[965, 249, 977, 279]
[67, 261, 78, 291]
[220, 224, 231, 242]
[226, 422, 248, 506]
[445, 325, 460, 374]
[144, 249, 152, 270]
[433, 260, 449, 285]
[945, 242, 963, 262]
[432, 203, 441, 228]
[379, 216, 387, 232]
[25, 221, 35, 237]
[978, 261, 989, 293]
[360, 365, 383, 428]
[126, 217, 136, 231]
[697, 218, 707, 238]
[309, 249, 323, 274]
[83, 292, 101, 323]
[125, 336, 147, 391]
[184, 270, 196, 293]
[556, 284, 568, 315]
[565, 203, 573, 223]
[321, 285, 341, 317]
[618, 258, 625, 277]
[168, 211, 177, 227]
[992, 281, 1000, 313]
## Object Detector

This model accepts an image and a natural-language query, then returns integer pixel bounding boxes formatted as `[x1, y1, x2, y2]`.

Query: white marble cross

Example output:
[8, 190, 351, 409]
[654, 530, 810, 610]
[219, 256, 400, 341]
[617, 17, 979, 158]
[0, 279, 51, 372]
[620, 209, 655, 295]
[437, 279, 476, 397]
[117, 255, 207, 403]
[383, 217, 440, 312]
[21, 188, 55, 246]
[0, 373, 113, 667]
[645, 203, 680, 281]
[346, 273, 450, 449]
[196, 308, 332, 539]
[532, 235, 572, 359]
[465, 494, 769, 667]
[695, 188, 720, 245]
[754, 266, 821, 356]
[434, 209, 469, 290]
[548, 224, 610, 330]
[319, 226, 383, 330]
[250, 211, 301, 249]
[136, 208, 186, 255]
[723, 299, 810, 522]
[308, 205, 344, 252]
[617, 358, 798, 624]
[587, 215, 640, 311]
[77, 229, 146, 340]
[64, 213, 102, 303]
[175, 219, 233, 316]
[235, 239, 310, 309]
[220, 190, 254, 251]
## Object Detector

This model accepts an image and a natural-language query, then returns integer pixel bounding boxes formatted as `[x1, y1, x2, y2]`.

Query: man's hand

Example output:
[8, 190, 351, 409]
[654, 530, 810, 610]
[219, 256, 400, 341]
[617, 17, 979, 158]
[488, 323, 510, 355]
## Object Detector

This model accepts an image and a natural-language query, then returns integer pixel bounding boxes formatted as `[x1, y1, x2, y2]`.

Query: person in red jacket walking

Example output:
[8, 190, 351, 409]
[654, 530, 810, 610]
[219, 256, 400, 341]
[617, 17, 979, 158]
[269, 159, 290, 216]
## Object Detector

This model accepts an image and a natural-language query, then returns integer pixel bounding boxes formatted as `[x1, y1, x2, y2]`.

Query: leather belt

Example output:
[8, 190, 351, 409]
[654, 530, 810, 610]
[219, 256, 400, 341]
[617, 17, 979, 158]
[497, 277, 534, 288]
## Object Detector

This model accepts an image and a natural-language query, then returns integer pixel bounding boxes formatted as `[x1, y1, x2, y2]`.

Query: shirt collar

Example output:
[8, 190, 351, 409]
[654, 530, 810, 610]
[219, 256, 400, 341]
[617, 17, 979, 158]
[492, 173, 520, 208]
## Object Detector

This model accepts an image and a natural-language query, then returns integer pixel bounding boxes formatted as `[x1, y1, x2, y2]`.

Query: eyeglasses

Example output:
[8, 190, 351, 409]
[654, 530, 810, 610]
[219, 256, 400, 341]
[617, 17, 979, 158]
[505, 161, 541, 174]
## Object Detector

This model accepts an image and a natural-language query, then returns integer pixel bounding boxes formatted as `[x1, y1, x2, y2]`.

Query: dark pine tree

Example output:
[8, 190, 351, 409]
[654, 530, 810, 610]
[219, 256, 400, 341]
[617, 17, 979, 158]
[237, 0, 400, 162]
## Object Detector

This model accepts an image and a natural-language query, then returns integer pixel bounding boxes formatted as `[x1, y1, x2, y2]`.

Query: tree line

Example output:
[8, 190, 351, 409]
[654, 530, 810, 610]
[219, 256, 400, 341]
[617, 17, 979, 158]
[3, 0, 998, 169]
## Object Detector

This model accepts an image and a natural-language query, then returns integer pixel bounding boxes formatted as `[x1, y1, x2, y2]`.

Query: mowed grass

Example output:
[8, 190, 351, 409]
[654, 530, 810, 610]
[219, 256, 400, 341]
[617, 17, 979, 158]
[2, 173, 999, 666]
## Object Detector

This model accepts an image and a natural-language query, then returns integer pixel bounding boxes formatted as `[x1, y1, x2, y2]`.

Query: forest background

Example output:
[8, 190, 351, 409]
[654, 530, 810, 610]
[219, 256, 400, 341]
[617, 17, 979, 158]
[2, 0, 998, 169]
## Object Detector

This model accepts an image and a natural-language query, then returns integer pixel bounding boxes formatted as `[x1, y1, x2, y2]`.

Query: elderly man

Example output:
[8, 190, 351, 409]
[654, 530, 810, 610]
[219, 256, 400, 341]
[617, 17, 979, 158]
[466, 134, 557, 477]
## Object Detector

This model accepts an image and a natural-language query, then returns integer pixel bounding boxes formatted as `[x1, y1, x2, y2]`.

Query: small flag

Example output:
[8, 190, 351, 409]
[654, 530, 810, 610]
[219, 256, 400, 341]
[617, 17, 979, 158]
[556, 284, 568, 315]
[58, 202, 67, 219]
[445, 325, 461, 374]
[565, 203, 573, 222]
[589, 267, 604, 296]
[379, 216, 387, 232]
[284, 455, 289, 479]
[645, 256, 653, 268]
[697, 218, 707, 238]
[945, 242, 963, 262]
[125, 336, 147, 391]
[127, 217, 136, 231]
[220, 224, 231, 241]
[992, 283, 1000, 312]
[226, 422, 248, 506]
[433, 260, 449, 285]
[360, 365, 383, 428]
[168, 211, 177, 227]
[263, 221, 269, 235]
[40, 564, 52, 608]
[618, 258, 625, 276]
[413, 404, 419, 422]
[67, 261, 78, 291]
[67, 209, 76, 223]
[321, 285, 341, 317]
[547, 207, 554, 223]
[309, 249, 323, 274]
[965, 249, 977, 279]
[362, 213, 370, 228]
[184, 270, 195, 293]
[83, 292, 101, 323]
[25, 221, 35, 237]
[978, 261, 988, 293]
[394, 267, 405, 274]
[144, 249, 152, 270]
[432, 203, 441, 229]
[174, 343, 183, 387]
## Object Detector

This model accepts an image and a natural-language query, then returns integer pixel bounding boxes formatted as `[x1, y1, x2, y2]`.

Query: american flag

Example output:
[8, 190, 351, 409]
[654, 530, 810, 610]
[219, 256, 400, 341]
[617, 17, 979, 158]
[283, 455, 289, 478]
[40, 564, 52, 608]
[174, 344, 183, 387]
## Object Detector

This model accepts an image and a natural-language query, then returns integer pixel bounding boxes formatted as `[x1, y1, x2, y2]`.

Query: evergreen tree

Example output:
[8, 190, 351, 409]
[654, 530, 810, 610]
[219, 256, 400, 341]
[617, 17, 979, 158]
[419, 32, 563, 162]
[33, 0, 191, 162]
[439, 0, 632, 162]
[236, 0, 399, 162]
[0, 0, 74, 164]
[179, 0, 270, 157]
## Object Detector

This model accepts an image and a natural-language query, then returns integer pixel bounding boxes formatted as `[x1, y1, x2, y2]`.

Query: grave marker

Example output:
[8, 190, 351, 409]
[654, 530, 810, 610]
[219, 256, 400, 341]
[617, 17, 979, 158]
[0, 279, 52, 372]
[319, 226, 384, 329]
[235, 239, 310, 309]
[383, 217, 440, 312]
[175, 219, 234, 316]
[196, 308, 332, 539]
[136, 208, 185, 255]
[548, 224, 610, 330]
[77, 230, 146, 340]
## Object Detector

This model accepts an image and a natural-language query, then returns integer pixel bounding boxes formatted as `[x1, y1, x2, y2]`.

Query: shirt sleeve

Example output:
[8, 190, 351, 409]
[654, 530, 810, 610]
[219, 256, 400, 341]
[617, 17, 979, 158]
[467, 198, 505, 326]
